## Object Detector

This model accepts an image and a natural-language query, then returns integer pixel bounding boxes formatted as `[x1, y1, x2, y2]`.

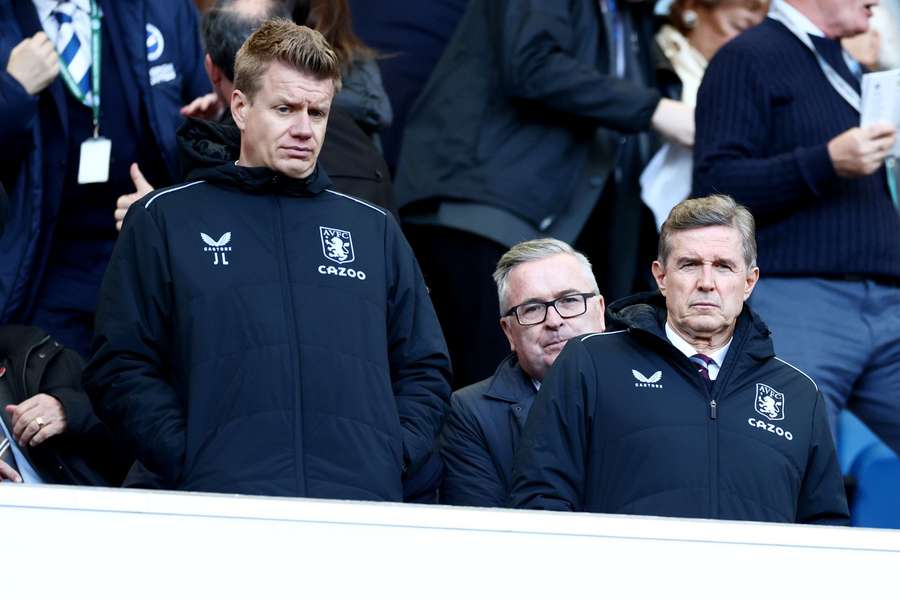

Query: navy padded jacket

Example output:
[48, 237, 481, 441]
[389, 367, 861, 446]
[85, 162, 450, 500]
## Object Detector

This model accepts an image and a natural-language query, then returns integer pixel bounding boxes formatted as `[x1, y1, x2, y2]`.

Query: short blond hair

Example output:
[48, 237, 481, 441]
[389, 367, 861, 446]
[233, 19, 342, 101]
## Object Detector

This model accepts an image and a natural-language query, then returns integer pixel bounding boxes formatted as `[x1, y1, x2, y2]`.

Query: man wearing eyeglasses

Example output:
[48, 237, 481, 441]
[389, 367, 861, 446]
[439, 238, 605, 507]
[509, 195, 848, 524]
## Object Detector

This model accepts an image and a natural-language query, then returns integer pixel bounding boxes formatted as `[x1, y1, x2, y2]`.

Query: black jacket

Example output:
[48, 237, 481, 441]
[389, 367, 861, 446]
[0, 325, 129, 486]
[84, 162, 451, 500]
[509, 293, 849, 524]
[395, 0, 662, 239]
[440, 354, 536, 507]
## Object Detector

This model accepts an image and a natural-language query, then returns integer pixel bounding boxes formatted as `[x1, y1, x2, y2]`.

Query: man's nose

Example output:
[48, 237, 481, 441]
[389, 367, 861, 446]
[289, 112, 313, 138]
[698, 264, 715, 290]
[544, 305, 564, 328]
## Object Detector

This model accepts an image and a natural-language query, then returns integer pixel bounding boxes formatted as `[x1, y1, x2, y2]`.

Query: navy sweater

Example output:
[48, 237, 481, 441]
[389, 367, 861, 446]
[692, 18, 900, 281]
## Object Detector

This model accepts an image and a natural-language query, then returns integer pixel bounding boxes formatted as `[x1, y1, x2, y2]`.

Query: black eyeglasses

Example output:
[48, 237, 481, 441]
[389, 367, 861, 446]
[504, 293, 598, 326]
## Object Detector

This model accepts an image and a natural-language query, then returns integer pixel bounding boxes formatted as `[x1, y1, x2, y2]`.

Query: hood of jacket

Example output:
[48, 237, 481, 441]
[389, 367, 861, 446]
[606, 291, 774, 363]
[176, 117, 332, 198]
[177, 116, 240, 181]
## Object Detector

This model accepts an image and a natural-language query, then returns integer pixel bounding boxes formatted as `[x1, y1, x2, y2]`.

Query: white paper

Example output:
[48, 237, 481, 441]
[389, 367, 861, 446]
[860, 68, 900, 157]
[640, 142, 693, 231]
[77, 136, 111, 184]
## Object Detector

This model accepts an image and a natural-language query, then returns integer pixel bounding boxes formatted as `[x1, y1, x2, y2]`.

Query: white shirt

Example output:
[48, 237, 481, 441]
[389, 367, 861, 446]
[769, 0, 826, 37]
[33, 0, 92, 47]
[664, 322, 732, 381]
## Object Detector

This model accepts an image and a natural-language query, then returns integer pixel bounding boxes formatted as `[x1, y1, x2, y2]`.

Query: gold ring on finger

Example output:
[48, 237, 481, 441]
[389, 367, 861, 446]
[35, 417, 45, 428]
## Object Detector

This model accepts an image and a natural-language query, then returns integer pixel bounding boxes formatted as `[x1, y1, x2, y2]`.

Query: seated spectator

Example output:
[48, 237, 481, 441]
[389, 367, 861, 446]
[86, 20, 450, 500]
[440, 239, 606, 507]
[510, 195, 849, 525]
[0, 325, 129, 486]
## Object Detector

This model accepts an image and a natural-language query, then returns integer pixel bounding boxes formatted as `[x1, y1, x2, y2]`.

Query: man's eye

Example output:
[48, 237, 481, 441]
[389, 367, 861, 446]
[520, 304, 543, 316]
[276, 106, 290, 114]
[557, 296, 582, 307]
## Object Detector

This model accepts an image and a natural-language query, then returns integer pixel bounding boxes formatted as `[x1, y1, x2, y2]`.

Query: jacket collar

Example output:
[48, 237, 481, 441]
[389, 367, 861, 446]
[482, 354, 537, 404]
[607, 291, 774, 364]
[192, 159, 333, 198]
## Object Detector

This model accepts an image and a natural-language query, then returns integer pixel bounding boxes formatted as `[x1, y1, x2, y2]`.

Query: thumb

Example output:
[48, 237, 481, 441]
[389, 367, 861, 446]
[129, 163, 153, 195]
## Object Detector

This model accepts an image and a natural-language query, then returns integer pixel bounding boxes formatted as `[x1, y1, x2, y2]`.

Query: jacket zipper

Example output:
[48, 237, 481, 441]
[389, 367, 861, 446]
[709, 398, 717, 419]
[274, 196, 305, 495]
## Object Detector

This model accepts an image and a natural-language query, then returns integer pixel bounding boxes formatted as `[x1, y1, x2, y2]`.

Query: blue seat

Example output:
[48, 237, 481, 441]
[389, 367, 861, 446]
[849, 442, 900, 529]
[837, 411, 880, 474]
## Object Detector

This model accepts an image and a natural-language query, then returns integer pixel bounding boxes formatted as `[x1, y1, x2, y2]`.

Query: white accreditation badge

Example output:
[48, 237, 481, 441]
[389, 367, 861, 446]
[77, 136, 112, 184]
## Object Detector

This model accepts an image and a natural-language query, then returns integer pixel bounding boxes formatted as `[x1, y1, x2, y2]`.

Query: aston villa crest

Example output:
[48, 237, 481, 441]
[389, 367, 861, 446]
[754, 383, 785, 421]
[320, 226, 355, 264]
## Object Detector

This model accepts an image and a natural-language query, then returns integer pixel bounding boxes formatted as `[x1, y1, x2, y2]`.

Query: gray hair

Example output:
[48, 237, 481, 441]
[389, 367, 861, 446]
[658, 194, 757, 269]
[493, 238, 598, 314]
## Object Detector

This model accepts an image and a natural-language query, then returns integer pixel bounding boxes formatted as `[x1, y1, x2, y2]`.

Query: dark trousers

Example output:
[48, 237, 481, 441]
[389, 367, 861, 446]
[404, 224, 510, 389]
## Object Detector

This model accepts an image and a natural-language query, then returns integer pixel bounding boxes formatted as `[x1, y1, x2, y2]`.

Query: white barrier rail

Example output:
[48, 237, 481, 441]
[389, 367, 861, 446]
[1, 483, 899, 598]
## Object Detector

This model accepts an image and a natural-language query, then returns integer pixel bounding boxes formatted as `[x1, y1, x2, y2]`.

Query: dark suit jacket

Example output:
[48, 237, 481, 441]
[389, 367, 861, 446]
[439, 354, 537, 507]
[0, 325, 130, 486]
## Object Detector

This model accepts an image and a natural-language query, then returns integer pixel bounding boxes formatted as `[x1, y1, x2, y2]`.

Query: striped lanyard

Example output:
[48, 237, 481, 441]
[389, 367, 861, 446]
[55, 0, 102, 137]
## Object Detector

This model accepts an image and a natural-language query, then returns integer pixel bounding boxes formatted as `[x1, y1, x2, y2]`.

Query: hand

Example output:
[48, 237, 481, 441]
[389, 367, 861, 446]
[180, 92, 224, 120]
[827, 124, 897, 178]
[6, 393, 67, 448]
[651, 98, 695, 148]
[115, 163, 155, 231]
[0, 459, 22, 483]
[6, 32, 59, 95]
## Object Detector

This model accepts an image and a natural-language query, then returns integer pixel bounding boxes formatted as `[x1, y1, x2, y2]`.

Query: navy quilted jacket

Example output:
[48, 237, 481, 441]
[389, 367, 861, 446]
[510, 293, 849, 524]
[85, 162, 450, 500]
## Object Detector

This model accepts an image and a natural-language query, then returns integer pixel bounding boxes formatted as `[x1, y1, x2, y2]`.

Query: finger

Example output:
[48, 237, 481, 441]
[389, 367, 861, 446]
[17, 417, 44, 447]
[11, 405, 39, 439]
[30, 421, 63, 446]
[117, 192, 137, 209]
[180, 98, 202, 116]
[864, 123, 898, 139]
[0, 460, 22, 483]
[129, 163, 152, 193]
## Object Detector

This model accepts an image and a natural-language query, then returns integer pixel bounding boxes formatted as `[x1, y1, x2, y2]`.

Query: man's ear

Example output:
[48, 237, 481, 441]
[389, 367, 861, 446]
[651, 260, 667, 296]
[595, 294, 606, 332]
[499, 317, 516, 353]
[231, 89, 249, 131]
[743, 266, 760, 301]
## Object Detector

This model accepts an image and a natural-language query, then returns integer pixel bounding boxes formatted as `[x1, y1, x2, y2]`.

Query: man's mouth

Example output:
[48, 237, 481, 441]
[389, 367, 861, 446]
[543, 338, 568, 351]
[283, 146, 312, 158]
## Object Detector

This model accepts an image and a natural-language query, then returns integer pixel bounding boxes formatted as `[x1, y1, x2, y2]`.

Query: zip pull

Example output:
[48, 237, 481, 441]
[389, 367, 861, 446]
[710, 399, 718, 420]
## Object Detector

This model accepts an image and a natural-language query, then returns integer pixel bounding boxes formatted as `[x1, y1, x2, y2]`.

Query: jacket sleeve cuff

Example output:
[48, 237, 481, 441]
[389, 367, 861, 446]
[794, 143, 838, 198]
[0, 70, 38, 134]
[47, 387, 97, 437]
